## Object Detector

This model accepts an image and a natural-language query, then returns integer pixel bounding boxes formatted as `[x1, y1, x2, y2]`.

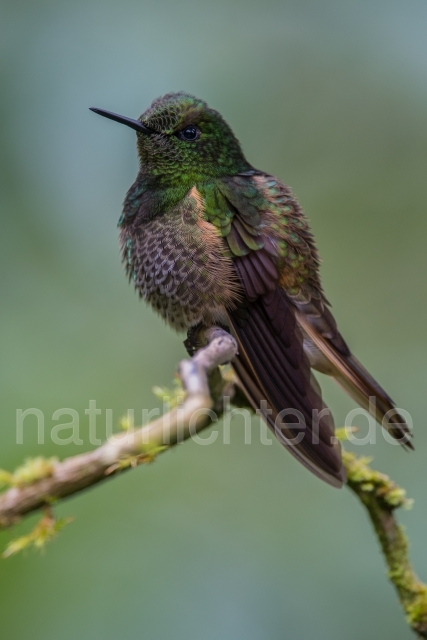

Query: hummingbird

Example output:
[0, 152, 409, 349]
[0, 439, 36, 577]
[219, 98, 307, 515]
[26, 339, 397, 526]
[90, 92, 412, 487]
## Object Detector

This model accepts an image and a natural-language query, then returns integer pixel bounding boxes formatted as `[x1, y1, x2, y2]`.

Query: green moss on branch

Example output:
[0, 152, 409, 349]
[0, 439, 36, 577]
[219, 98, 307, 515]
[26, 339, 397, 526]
[344, 450, 427, 637]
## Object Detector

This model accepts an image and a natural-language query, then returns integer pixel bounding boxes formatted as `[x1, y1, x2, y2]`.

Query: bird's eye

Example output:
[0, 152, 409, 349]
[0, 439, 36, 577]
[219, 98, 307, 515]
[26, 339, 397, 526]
[177, 125, 200, 141]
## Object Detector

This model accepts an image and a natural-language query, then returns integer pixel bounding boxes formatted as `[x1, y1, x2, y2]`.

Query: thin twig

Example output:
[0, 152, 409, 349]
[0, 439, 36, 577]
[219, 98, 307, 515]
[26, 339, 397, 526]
[0, 327, 237, 529]
[344, 451, 427, 637]
[0, 327, 426, 638]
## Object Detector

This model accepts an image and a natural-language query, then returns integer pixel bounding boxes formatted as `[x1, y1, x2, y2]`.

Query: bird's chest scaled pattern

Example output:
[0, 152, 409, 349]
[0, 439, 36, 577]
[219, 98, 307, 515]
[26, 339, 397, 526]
[120, 188, 240, 331]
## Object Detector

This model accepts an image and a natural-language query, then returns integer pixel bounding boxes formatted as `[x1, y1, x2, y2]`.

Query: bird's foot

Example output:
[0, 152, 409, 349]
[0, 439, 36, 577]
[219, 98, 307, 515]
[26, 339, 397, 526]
[184, 323, 231, 357]
[184, 323, 206, 357]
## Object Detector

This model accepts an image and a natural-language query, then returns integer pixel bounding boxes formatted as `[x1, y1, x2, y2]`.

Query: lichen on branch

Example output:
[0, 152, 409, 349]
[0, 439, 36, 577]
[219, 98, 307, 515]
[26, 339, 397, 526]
[0, 326, 426, 638]
[344, 450, 427, 637]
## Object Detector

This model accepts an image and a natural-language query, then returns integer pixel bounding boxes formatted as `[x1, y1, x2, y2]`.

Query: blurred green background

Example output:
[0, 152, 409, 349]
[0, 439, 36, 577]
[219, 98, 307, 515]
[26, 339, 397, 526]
[1, 1, 426, 638]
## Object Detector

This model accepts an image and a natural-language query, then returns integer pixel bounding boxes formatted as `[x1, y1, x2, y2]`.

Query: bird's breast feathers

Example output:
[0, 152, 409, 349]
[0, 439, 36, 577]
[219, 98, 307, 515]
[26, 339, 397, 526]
[119, 171, 324, 329]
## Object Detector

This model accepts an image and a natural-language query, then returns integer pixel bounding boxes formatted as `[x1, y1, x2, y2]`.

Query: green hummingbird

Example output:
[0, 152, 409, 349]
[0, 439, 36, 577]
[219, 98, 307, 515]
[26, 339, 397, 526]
[90, 92, 412, 487]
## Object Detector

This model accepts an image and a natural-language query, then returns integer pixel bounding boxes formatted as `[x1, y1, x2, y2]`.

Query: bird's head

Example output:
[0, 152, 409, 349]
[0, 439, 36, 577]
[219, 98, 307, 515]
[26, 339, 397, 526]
[91, 92, 250, 186]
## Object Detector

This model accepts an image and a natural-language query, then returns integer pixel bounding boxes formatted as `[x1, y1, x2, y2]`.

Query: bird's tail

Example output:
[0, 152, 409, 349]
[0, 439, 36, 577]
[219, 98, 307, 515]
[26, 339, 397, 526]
[295, 302, 413, 448]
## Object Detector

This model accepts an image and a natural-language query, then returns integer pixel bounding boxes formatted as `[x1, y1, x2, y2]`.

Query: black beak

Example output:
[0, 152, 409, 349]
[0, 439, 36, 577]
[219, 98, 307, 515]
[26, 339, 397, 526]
[89, 107, 154, 134]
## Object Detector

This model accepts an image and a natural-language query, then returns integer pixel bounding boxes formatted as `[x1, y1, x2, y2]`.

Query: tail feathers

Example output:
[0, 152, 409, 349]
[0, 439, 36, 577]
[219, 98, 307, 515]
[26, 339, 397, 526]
[229, 289, 346, 488]
[297, 310, 413, 449]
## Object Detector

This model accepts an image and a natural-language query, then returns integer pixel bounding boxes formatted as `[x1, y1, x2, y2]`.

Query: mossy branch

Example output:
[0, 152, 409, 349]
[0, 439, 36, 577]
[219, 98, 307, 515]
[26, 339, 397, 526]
[343, 450, 427, 637]
[0, 327, 426, 636]
[0, 327, 238, 530]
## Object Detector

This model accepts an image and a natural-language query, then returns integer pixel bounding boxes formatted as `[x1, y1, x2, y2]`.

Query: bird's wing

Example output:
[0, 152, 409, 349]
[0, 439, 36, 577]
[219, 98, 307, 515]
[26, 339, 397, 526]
[216, 170, 412, 449]
[206, 172, 346, 487]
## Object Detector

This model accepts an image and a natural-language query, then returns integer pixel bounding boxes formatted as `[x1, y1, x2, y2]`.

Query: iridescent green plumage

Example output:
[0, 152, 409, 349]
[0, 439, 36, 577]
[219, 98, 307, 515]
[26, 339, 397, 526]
[91, 91, 412, 488]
